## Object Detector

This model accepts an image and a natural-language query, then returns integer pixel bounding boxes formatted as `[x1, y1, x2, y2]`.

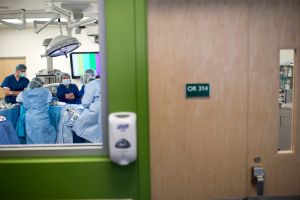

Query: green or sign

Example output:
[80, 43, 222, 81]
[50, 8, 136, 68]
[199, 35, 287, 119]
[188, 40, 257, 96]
[186, 83, 210, 97]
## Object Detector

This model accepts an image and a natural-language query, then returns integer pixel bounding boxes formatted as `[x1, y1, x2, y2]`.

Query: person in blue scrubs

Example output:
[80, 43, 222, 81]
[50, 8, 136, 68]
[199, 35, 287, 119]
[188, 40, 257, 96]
[56, 73, 84, 104]
[1, 64, 30, 104]
[16, 77, 56, 144]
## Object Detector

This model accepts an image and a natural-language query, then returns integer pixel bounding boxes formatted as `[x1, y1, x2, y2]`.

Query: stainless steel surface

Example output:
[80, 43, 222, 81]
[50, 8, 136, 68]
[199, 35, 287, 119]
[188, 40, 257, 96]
[254, 156, 261, 164]
[252, 166, 265, 196]
[36, 68, 63, 84]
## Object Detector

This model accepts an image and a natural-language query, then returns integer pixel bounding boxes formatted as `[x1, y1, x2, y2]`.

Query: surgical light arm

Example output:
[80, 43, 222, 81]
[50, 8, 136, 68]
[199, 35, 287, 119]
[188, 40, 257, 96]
[68, 15, 98, 29]
[34, 13, 59, 34]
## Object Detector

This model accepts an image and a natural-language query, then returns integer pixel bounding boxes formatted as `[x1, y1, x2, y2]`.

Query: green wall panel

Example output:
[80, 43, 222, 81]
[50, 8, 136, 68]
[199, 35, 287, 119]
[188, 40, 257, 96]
[0, 157, 138, 199]
[106, 0, 137, 112]
[134, 0, 151, 199]
[0, 0, 149, 199]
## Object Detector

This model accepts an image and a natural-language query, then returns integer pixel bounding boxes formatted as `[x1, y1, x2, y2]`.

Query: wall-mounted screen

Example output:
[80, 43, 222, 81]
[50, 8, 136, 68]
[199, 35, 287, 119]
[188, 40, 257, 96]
[70, 52, 101, 79]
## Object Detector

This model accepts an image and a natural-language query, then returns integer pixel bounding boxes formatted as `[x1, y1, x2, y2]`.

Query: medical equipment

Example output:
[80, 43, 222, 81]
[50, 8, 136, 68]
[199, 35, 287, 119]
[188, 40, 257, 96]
[36, 69, 63, 85]
[65, 106, 80, 121]
[0, 100, 19, 110]
[70, 52, 100, 79]
[36, 38, 64, 84]
[109, 112, 137, 166]
[44, 83, 60, 96]
[41, 35, 81, 58]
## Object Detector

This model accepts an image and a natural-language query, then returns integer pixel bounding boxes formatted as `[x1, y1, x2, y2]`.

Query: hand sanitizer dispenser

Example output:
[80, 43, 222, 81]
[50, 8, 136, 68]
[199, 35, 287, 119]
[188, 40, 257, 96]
[109, 112, 137, 165]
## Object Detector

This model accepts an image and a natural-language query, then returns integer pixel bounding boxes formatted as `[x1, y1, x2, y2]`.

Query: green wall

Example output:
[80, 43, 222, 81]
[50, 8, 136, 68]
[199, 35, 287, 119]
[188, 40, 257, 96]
[0, 0, 149, 199]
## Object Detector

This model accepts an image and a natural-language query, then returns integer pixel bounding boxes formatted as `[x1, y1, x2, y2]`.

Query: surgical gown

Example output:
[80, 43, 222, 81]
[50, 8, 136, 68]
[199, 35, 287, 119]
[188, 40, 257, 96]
[22, 88, 56, 144]
[0, 120, 20, 145]
[56, 105, 83, 144]
[72, 79, 101, 143]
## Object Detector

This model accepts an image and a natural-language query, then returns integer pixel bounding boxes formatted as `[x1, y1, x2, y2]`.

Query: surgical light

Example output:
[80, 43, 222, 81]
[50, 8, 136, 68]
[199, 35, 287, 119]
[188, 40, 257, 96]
[41, 35, 81, 58]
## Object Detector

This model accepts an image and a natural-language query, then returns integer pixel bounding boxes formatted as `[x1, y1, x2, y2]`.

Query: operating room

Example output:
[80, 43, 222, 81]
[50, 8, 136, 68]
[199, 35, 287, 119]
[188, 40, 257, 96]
[0, 0, 103, 146]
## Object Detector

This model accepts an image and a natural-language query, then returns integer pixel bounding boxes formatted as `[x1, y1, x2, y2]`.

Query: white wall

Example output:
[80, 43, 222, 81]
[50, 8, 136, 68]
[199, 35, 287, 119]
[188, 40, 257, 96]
[280, 49, 294, 65]
[0, 26, 98, 80]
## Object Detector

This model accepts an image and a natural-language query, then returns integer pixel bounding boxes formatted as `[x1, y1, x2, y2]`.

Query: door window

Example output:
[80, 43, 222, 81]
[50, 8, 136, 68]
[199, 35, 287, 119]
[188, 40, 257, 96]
[0, 0, 107, 156]
[278, 49, 295, 152]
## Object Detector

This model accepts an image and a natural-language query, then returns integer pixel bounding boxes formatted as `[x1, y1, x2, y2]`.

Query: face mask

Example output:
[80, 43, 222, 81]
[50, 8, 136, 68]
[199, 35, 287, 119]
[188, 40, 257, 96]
[62, 79, 71, 85]
[19, 72, 26, 78]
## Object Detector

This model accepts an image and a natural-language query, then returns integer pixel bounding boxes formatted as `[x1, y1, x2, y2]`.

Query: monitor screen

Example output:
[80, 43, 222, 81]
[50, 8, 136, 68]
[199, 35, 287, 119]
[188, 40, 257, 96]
[70, 52, 101, 78]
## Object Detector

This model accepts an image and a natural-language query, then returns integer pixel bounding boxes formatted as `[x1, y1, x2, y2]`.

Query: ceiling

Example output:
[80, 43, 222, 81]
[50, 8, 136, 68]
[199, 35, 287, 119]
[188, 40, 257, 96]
[0, 0, 98, 12]
[0, 0, 98, 28]
[0, 0, 47, 11]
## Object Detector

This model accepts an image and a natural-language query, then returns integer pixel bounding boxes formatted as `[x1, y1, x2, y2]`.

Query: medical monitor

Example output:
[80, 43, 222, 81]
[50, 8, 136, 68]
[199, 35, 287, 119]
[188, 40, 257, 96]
[70, 52, 101, 79]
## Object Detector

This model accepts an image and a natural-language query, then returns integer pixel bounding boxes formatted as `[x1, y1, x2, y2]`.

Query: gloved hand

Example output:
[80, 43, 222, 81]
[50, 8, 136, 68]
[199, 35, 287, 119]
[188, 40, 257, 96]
[80, 75, 85, 85]
[80, 74, 90, 85]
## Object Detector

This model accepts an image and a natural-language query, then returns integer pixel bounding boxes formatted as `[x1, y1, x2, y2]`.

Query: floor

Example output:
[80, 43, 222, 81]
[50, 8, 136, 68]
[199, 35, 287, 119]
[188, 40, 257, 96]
[222, 197, 300, 200]
[247, 197, 300, 200]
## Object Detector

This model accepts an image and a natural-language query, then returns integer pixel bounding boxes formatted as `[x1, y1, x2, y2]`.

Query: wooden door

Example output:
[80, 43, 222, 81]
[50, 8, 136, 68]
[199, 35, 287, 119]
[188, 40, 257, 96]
[149, 0, 300, 199]
[0, 57, 26, 98]
[149, 0, 249, 199]
[247, 0, 300, 196]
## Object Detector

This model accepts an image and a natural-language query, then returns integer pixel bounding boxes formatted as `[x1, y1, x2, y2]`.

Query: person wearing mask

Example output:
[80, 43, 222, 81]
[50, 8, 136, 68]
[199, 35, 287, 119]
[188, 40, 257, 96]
[56, 73, 84, 104]
[1, 64, 30, 104]
[72, 69, 101, 143]
[16, 77, 56, 144]
[57, 69, 101, 144]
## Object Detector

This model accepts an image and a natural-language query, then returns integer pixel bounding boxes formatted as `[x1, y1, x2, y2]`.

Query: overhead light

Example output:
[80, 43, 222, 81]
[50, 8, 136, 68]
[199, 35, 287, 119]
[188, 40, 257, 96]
[1, 19, 22, 23]
[0, 9, 26, 30]
[0, 18, 67, 27]
[39, 15, 80, 58]
[0, 18, 67, 24]
[41, 35, 81, 58]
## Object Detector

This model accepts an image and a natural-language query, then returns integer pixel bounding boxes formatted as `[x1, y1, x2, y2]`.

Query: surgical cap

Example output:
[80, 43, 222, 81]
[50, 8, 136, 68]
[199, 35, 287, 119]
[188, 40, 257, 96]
[16, 64, 27, 71]
[81, 73, 91, 84]
[61, 73, 71, 79]
[84, 69, 96, 77]
[28, 77, 44, 89]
